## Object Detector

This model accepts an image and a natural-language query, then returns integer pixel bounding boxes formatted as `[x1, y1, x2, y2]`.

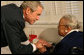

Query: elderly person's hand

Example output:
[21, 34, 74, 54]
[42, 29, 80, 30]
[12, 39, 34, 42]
[34, 40, 47, 53]
[34, 39, 52, 53]
[38, 39, 52, 47]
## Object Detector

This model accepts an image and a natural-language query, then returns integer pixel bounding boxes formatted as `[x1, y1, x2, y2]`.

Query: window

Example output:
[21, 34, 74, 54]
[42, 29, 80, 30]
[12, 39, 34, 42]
[1, 1, 83, 25]
[34, 1, 83, 25]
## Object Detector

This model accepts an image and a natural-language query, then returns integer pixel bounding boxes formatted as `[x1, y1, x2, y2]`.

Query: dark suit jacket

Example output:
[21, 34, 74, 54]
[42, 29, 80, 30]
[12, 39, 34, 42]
[1, 4, 33, 54]
[53, 31, 83, 54]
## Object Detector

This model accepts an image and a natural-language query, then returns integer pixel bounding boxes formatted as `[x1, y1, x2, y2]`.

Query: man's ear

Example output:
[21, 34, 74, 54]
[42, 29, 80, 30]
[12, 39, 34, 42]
[25, 7, 31, 15]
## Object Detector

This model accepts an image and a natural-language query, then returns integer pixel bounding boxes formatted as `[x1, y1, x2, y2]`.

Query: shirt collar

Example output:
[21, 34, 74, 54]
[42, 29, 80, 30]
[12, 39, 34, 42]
[65, 29, 79, 36]
[23, 15, 24, 18]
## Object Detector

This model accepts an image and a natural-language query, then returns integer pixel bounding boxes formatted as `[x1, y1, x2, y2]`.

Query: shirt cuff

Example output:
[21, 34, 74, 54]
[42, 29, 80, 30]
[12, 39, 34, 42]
[21, 40, 30, 45]
[30, 43, 37, 52]
[21, 40, 37, 52]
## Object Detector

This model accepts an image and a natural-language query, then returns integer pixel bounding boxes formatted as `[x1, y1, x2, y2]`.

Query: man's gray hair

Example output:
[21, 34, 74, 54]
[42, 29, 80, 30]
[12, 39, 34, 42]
[20, 1, 44, 12]
[62, 14, 80, 29]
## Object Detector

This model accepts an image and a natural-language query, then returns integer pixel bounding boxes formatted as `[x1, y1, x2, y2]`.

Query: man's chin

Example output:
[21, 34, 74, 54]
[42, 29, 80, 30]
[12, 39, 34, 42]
[58, 33, 63, 36]
[29, 22, 34, 25]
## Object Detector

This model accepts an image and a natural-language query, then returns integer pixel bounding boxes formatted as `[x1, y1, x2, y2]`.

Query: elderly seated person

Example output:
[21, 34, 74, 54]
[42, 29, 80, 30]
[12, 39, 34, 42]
[52, 14, 83, 54]
[33, 14, 83, 54]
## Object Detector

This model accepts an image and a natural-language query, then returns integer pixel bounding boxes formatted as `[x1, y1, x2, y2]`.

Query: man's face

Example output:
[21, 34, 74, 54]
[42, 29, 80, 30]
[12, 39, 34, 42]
[25, 6, 43, 24]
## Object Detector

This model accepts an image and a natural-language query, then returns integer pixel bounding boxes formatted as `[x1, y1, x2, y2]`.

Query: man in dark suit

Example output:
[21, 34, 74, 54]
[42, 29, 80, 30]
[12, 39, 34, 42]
[53, 15, 83, 54]
[1, 1, 52, 54]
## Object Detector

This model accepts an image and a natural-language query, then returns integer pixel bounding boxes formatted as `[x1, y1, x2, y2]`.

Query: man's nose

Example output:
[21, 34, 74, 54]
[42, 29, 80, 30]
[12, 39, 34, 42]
[36, 16, 39, 20]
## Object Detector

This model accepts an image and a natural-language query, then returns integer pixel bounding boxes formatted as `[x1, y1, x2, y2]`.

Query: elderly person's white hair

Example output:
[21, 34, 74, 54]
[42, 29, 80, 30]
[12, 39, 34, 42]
[61, 14, 80, 29]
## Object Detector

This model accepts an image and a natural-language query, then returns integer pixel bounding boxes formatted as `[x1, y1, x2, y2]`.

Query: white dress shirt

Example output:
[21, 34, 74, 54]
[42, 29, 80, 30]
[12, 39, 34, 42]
[65, 29, 79, 37]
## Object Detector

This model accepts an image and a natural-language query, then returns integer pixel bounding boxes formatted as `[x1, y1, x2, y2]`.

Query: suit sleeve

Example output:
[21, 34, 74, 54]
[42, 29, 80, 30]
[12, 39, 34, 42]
[3, 21, 33, 54]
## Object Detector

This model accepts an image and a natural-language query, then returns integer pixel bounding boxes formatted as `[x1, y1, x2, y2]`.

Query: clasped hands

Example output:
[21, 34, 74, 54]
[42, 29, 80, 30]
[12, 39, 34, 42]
[34, 39, 52, 53]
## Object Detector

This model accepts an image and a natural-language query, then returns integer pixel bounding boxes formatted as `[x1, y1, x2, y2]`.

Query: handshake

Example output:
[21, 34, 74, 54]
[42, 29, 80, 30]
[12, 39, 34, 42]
[33, 39, 52, 53]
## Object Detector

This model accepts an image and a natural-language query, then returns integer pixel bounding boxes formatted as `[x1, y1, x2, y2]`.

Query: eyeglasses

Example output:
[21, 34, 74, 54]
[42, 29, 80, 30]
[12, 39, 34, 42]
[58, 25, 68, 27]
